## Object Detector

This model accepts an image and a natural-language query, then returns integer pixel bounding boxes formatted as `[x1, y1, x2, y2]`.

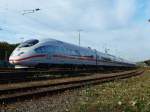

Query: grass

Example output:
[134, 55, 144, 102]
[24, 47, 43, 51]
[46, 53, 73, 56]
[71, 71, 150, 112]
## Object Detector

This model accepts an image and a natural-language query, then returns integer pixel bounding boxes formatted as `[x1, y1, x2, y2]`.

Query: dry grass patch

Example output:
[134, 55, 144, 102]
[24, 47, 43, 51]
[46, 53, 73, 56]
[71, 71, 150, 112]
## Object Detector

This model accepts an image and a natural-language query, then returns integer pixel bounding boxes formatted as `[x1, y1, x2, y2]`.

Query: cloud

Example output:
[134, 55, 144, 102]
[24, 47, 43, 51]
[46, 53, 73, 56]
[115, 0, 137, 25]
[0, 0, 150, 61]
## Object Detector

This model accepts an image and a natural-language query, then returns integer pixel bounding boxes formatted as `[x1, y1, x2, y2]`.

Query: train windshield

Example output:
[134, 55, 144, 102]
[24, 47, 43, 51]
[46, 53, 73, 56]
[19, 39, 39, 48]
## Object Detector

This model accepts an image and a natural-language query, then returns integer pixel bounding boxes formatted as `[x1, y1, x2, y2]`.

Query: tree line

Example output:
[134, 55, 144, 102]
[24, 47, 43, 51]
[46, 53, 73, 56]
[0, 42, 18, 61]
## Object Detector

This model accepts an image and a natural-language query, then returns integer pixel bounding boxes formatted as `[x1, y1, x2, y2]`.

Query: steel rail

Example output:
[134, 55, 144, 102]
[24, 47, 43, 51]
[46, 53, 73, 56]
[0, 69, 144, 104]
[0, 68, 127, 83]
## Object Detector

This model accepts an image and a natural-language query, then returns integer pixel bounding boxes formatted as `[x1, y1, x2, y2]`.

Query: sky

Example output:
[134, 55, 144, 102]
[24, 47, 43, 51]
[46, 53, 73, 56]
[0, 0, 150, 62]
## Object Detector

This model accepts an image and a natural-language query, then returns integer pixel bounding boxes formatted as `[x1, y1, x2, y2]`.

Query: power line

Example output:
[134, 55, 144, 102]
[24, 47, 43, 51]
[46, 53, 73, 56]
[22, 8, 41, 15]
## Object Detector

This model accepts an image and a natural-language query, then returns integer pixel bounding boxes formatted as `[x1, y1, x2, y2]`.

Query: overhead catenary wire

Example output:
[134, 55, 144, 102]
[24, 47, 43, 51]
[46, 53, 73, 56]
[22, 8, 41, 15]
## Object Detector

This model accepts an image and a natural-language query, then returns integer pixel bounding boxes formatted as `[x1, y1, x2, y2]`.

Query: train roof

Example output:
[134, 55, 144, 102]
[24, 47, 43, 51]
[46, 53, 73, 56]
[37, 38, 94, 51]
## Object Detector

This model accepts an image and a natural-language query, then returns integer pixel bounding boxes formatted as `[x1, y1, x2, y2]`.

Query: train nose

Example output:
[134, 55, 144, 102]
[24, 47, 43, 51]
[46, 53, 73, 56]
[9, 51, 25, 64]
[9, 56, 14, 64]
[9, 59, 13, 64]
[9, 56, 19, 65]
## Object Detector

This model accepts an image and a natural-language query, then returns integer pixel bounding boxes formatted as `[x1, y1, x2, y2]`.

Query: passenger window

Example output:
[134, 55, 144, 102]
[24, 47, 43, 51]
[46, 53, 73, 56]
[35, 45, 57, 53]
[75, 50, 80, 56]
[101, 56, 111, 62]
[70, 50, 77, 56]
[57, 47, 65, 54]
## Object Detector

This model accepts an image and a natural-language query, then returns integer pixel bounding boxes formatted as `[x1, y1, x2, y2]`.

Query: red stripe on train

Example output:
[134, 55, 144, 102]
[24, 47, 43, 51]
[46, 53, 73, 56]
[53, 54, 96, 61]
[9, 54, 47, 61]
[10, 54, 96, 62]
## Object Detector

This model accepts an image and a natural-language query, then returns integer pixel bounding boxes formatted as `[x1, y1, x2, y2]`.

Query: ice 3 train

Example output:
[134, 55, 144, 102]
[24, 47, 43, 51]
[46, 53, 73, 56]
[9, 38, 136, 69]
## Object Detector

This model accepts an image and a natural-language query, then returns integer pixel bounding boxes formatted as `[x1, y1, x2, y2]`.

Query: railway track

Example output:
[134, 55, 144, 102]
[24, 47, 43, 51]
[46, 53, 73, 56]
[0, 68, 128, 83]
[0, 68, 96, 83]
[0, 69, 144, 104]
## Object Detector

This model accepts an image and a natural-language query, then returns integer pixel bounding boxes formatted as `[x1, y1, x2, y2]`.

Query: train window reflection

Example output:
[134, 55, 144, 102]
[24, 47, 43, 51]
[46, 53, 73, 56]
[19, 39, 39, 48]
[35, 45, 57, 53]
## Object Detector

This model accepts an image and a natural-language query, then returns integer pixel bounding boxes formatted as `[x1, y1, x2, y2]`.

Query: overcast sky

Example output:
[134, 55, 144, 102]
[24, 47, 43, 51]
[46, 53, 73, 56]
[0, 0, 150, 62]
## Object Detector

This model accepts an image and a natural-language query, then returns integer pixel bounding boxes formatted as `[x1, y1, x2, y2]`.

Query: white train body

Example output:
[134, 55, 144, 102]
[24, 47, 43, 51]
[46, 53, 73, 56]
[9, 38, 136, 69]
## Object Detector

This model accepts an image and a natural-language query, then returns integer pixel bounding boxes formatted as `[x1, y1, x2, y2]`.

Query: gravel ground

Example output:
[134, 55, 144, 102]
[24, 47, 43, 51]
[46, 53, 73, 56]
[0, 89, 80, 112]
[0, 70, 146, 112]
